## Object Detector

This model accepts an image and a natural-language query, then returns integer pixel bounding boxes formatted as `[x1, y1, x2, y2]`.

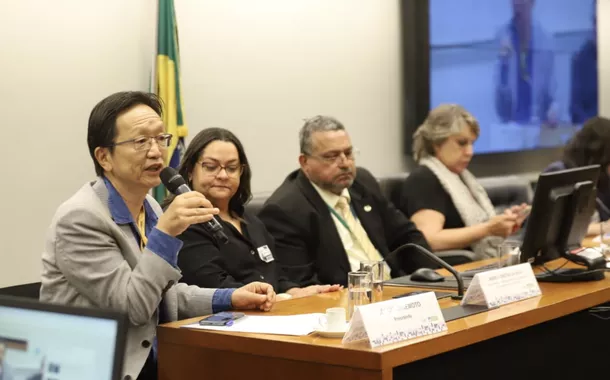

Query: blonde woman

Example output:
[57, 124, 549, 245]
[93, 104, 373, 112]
[398, 104, 527, 259]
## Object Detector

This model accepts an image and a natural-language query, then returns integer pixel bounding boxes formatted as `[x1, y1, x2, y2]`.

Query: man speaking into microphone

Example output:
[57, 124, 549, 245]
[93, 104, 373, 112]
[40, 91, 275, 380]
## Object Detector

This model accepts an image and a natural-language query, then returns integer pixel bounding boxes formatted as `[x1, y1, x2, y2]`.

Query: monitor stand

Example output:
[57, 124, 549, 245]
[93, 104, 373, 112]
[536, 248, 606, 283]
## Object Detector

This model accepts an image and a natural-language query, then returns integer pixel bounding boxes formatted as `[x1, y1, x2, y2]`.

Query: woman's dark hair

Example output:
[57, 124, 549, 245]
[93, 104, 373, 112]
[563, 117, 610, 168]
[562, 116, 610, 190]
[163, 128, 252, 216]
[87, 91, 163, 176]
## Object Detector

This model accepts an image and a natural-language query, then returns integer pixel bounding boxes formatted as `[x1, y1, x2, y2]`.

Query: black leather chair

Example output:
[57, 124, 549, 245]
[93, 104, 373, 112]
[0, 282, 41, 299]
[478, 175, 533, 214]
[377, 172, 409, 208]
[245, 192, 273, 216]
[479, 174, 533, 241]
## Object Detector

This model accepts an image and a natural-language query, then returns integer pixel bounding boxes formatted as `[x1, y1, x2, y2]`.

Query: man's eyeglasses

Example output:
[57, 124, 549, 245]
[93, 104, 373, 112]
[306, 148, 359, 165]
[106, 133, 173, 151]
[199, 161, 246, 178]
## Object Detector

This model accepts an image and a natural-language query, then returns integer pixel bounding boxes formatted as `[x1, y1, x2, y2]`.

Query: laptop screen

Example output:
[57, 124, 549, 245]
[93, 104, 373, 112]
[0, 297, 125, 380]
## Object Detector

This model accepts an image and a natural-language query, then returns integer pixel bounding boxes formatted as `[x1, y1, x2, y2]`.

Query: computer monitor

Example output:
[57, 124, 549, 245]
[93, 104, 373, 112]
[0, 295, 127, 380]
[520, 164, 606, 281]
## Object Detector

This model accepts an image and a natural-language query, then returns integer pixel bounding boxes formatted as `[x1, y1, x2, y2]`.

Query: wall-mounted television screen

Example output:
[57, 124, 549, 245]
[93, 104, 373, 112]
[428, 0, 597, 154]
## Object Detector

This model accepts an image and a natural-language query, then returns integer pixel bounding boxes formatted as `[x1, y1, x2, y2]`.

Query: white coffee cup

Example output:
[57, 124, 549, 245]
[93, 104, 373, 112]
[318, 307, 346, 331]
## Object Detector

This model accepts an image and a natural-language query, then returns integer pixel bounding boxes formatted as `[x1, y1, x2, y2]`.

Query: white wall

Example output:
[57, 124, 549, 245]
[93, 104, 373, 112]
[176, 0, 404, 194]
[0, 0, 156, 287]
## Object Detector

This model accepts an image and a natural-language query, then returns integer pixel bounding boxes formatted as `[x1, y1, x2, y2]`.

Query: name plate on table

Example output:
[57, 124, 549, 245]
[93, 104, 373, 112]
[342, 291, 447, 348]
[460, 263, 541, 308]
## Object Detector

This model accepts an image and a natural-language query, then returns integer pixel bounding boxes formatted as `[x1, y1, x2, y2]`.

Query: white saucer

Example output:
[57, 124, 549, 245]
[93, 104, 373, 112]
[314, 322, 349, 338]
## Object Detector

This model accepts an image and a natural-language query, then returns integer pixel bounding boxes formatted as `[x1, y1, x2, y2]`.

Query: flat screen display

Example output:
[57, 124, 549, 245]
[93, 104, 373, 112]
[0, 303, 121, 380]
[429, 0, 597, 153]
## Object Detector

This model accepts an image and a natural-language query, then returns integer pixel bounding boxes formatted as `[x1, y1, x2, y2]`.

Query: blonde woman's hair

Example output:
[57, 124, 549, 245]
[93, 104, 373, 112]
[412, 104, 480, 162]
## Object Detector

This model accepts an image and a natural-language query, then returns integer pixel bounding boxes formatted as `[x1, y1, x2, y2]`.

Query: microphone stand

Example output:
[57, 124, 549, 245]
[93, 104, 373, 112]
[592, 197, 610, 262]
[390, 243, 464, 300]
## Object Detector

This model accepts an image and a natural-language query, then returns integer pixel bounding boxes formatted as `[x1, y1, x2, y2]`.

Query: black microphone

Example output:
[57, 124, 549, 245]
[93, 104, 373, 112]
[389, 243, 464, 300]
[160, 167, 229, 244]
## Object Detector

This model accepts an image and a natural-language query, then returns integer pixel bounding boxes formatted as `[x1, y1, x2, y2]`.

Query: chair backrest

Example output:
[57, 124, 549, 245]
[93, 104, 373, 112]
[245, 192, 273, 216]
[0, 282, 41, 299]
[377, 172, 410, 207]
[478, 175, 534, 214]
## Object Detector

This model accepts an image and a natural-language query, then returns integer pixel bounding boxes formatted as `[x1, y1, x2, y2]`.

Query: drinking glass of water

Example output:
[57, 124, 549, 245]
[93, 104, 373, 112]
[600, 220, 610, 259]
[359, 260, 385, 303]
[498, 240, 521, 268]
[347, 271, 371, 320]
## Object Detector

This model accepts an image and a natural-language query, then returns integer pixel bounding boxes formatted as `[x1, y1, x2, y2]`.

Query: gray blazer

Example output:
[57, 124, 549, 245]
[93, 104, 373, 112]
[40, 179, 216, 380]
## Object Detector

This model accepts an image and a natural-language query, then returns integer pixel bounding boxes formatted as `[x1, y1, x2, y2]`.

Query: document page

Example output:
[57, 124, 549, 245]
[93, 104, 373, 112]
[182, 313, 323, 336]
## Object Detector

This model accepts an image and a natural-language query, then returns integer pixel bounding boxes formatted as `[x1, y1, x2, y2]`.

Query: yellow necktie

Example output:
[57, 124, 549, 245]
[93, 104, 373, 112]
[137, 207, 148, 251]
[335, 196, 391, 280]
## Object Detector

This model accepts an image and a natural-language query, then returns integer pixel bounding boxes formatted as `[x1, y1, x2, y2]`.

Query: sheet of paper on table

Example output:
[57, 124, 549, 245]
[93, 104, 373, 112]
[182, 313, 323, 336]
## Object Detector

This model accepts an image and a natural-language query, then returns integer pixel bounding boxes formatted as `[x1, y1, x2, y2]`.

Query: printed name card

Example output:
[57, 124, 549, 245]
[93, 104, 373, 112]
[460, 263, 541, 309]
[342, 291, 447, 348]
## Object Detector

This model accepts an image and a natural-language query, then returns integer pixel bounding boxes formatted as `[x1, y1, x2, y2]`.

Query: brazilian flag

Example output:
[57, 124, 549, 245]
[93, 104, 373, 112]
[153, 0, 188, 203]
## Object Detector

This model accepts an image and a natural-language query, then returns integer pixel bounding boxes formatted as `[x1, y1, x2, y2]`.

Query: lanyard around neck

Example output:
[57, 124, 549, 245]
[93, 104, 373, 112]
[327, 203, 359, 234]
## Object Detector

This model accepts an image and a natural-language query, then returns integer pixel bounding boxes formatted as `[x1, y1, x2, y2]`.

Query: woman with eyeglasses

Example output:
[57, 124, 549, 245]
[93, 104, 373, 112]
[166, 128, 341, 299]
